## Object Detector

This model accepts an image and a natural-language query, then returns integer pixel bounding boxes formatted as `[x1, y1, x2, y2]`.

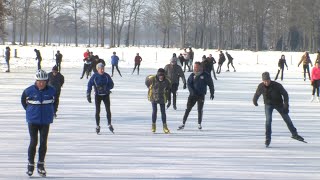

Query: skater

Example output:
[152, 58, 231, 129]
[298, 51, 313, 81]
[5, 46, 10, 72]
[21, 69, 56, 177]
[188, 47, 194, 71]
[202, 54, 217, 80]
[34, 49, 42, 70]
[87, 63, 114, 134]
[91, 55, 106, 73]
[253, 72, 305, 147]
[216, 51, 226, 74]
[80, 52, 94, 79]
[48, 66, 65, 118]
[145, 68, 171, 133]
[275, 55, 288, 81]
[310, 62, 320, 102]
[225, 51, 236, 72]
[132, 53, 142, 75]
[111, 51, 122, 77]
[178, 53, 186, 68]
[183, 48, 191, 72]
[55, 50, 63, 72]
[164, 54, 187, 110]
[178, 62, 215, 130]
[315, 50, 320, 65]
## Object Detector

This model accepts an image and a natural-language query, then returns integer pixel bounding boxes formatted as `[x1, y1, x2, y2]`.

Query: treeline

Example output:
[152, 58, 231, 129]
[1, 0, 320, 52]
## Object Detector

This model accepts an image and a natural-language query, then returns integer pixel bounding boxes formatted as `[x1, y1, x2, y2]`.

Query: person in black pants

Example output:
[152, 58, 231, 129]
[298, 51, 313, 81]
[87, 63, 114, 134]
[55, 50, 63, 72]
[216, 51, 226, 74]
[34, 49, 42, 70]
[48, 66, 65, 118]
[178, 62, 215, 130]
[275, 55, 288, 81]
[5, 46, 10, 72]
[21, 69, 56, 177]
[225, 51, 236, 72]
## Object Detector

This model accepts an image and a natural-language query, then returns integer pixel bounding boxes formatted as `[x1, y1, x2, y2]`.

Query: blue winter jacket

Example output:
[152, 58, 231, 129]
[111, 55, 119, 65]
[87, 72, 114, 96]
[21, 84, 56, 125]
[187, 72, 215, 97]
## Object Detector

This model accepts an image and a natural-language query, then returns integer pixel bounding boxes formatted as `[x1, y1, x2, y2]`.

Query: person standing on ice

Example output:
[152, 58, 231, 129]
[80, 50, 93, 79]
[34, 49, 42, 70]
[5, 46, 10, 72]
[21, 70, 56, 177]
[253, 72, 305, 147]
[55, 50, 63, 72]
[298, 51, 313, 81]
[164, 53, 186, 110]
[225, 51, 236, 72]
[201, 54, 217, 80]
[310, 62, 320, 102]
[274, 55, 288, 81]
[48, 65, 65, 118]
[87, 63, 114, 134]
[216, 50, 226, 74]
[145, 68, 171, 133]
[111, 51, 122, 77]
[132, 53, 142, 75]
[177, 61, 215, 130]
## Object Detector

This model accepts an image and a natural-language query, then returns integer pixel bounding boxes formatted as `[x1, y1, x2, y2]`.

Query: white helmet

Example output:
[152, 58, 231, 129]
[35, 69, 48, 80]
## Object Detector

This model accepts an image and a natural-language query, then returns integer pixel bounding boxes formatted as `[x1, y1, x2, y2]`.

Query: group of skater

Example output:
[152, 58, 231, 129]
[18, 47, 316, 177]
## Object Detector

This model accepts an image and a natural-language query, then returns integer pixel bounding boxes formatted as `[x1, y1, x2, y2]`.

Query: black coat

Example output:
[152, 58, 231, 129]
[48, 72, 65, 92]
[253, 81, 288, 106]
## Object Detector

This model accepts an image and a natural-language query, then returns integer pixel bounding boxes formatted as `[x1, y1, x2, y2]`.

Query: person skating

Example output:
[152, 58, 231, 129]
[132, 53, 142, 75]
[55, 50, 63, 72]
[253, 72, 305, 147]
[48, 66, 65, 118]
[145, 68, 171, 133]
[275, 55, 288, 81]
[178, 62, 215, 130]
[216, 51, 226, 74]
[34, 49, 42, 70]
[80, 50, 93, 79]
[91, 55, 106, 73]
[188, 47, 194, 71]
[164, 54, 187, 110]
[202, 54, 217, 80]
[111, 51, 122, 77]
[310, 62, 320, 102]
[178, 53, 186, 69]
[298, 51, 313, 81]
[87, 63, 114, 134]
[183, 48, 191, 72]
[21, 70, 56, 177]
[5, 46, 10, 72]
[225, 52, 236, 72]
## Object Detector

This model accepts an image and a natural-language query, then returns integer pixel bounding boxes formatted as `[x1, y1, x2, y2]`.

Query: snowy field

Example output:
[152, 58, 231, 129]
[0, 45, 319, 179]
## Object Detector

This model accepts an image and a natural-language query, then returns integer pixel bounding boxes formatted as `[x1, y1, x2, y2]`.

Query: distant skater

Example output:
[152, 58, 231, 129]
[34, 49, 42, 70]
[132, 53, 142, 75]
[298, 52, 313, 81]
[225, 52, 236, 72]
[275, 55, 288, 81]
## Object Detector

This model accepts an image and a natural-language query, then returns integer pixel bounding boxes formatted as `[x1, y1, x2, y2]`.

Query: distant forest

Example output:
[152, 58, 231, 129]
[1, 0, 320, 52]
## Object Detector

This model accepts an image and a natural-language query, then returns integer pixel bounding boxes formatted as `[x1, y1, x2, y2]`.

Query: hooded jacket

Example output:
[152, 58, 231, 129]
[145, 75, 171, 104]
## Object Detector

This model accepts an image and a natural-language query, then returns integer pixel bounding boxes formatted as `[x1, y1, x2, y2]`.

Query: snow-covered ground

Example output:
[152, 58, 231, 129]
[0, 45, 319, 179]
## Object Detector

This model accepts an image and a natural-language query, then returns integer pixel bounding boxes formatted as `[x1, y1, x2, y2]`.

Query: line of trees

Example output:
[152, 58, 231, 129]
[1, 0, 320, 52]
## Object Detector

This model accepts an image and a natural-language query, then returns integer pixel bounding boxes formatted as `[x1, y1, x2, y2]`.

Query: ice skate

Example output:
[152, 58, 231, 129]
[108, 124, 114, 134]
[265, 139, 271, 147]
[37, 162, 46, 177]
[96, 125, 100, 134]
[291, 134, 306, 143]
[310, 95, 315, 102]
[152, 123, 156, 133]
[163, 123, 170, 134]
[177, 124, 185, 130]
[198, 124, 202, 130]
[26, 163, 34, 176]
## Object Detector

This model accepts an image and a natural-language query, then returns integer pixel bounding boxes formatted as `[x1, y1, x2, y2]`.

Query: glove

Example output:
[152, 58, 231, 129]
[253, 101, 258, 106]
[283, 103, 289, 114]
[87, 94, 92, 103]
[183, 83, 187, 89]
[210, 93, 214, 100]
[166, 101, 171, 109]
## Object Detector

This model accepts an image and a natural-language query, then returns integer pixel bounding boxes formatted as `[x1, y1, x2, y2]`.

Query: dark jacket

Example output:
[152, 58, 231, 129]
[21, 84, 56, 125]
[5, 48, 10, 61]
[35, 50, 42, 61]
[145, 75, 171, 104]
[218, 53, 226, 64]
[55, 53, 63, 63]
[226, 53, 233, 61]
[48, 72, 65, 92]
[187, 72, 214, 97]
[164, 64, 186, 85]
[87, 72, 114, 96]
[134, 55, 142, 65]
[253, 81, 288, 106]
[92, 59, 106, 73]
[278, 59, 288, 69]
[202, 58, 215, 74]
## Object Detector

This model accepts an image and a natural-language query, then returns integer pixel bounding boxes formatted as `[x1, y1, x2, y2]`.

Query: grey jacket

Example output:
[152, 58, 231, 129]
[164, 64, 186, 85]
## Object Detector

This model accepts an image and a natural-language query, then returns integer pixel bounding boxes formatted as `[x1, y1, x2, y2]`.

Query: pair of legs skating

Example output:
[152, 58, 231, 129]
[95, 95, 113, 134]
[151, 102, 170, 133]
[178, 95, 204, 130]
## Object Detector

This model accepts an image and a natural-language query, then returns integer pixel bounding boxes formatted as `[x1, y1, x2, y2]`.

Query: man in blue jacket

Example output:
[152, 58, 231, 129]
[178, 61, 215, 130]
[21, 69, 56, 177]
[111, 51, 122, 77]
[87, 63, 114, 134]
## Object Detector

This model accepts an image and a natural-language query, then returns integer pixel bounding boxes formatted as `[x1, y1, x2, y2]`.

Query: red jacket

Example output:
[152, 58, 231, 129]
[84, 51, 90, 59]
[311, 67, 320, 81]
[134, 55, 142, 64]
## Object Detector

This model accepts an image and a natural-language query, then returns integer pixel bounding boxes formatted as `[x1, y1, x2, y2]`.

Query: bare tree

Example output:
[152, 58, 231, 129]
[23, 0, 34, 46]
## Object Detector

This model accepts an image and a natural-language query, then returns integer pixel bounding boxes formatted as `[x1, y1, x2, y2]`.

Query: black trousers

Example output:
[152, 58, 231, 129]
[56, 61, 61, 72]
[28, 123, 50, 164]
[216, 63, 223, 74]
[54, 91, 61, 114]
[303, 65, 311, 80]
[112, 65, 122, 77]
[170, 83, 179, 107]
[275, 68, 284, 80]
[81, 64, 91, 78]
[95, 95, 112, 126]
[152, 102, 166, 124]
[6, 59, 10, 71]
[312, 80, 320, 96]
[37, 60, 42, 70]
[132, 64, 140, 75]
[183, 95, 204, 125]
